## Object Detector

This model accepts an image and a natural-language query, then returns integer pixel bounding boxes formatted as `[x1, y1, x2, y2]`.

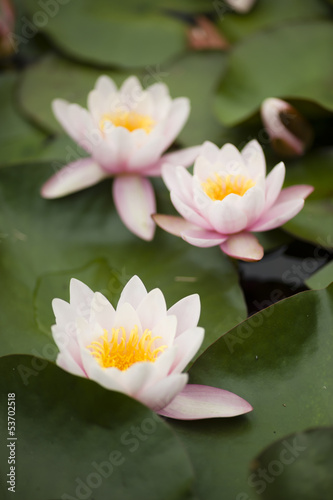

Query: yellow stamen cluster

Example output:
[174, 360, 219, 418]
[87, 325, 166, 371]
[99, 111, 155, 134]
[202, 173, 255, 201]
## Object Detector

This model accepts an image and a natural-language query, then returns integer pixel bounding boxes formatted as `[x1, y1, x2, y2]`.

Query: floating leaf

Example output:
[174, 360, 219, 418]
[0, 355, 195, 500]
[169, 284, 333, 499]
[0, 73, 46, 166]
[306, 261, 333, 290]
[250, 427, 333, 500]
[283, 199, 333, 249]
[215, 21, 333, 126]
[218, 0, 330, 43]
[22, 0, 187, 69]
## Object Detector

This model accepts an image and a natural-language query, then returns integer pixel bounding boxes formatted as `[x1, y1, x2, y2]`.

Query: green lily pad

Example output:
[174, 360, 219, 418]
[0, 164, 246, 360]
[283, 148, 333, 200]
[283, 199, 333, 249]
[215, 21, 333, 126]
[169, 283, 333, 499]
[279, 149, 333, 247]
[250, 427, 333, 500]
[0, 355, 195, 500]
[218, 0, 330, 43]
[306, 261, 333, 290]
[0, 73, 46, 166]
[22, 0, 186, 69]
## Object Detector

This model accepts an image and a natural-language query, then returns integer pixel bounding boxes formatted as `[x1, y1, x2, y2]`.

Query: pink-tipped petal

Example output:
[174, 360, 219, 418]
[250, 199, 304, 232]
[264, 162, 285, 211]
[158, 384, 253, 420]
[117, 276, 147, 309]
[171, 327, 205, 373]
[41, 158, 108, 199]
[139, 373, 188, 411]
[226, 0, 257, 13]
[112, 175, 156, 240]
[168, 294, 201, 336]
[241, 139, 266, 178]
[200, 141, 220, 163]
[182, 228, 227, 248]
[274, 184, 314, 204]
[171, 192, 212, 229]
[162, 97, 190, 151]
[69, 278, 95, 317]
[162, 164, 194, 205]
[220, 232, 264, 261]
[153, 214, 198, 237]
[136, 288, 167, 330]
[56, 352, 86, 378]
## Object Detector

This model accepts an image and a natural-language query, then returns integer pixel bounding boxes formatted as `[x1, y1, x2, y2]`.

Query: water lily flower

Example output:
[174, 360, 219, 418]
[225, 0, 257, 14]
[261, 98, 313, 157]
[51, 276, 252, 420]
[154, 140, 313, 261]
[40, 75, 201, 241]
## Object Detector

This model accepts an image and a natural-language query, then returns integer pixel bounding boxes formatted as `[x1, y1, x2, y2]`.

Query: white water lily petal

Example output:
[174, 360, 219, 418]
[113, 302, 142, 337]
[70, 278, 95, 318]
[41, 158, 108, 199]
[162, 165, 194, 205]
[250, 199, 305, 232]
[112, 175, 156, 241]
[168, 294, 201, 337]
[172, 327, 205, 373]
[56, 352, 86, 377]
[220, 232, 264, 262]
[263, 162, 286, 212]
[153, 214, 199, 237]
[182, 228, 227, 247]
[136, 288, 167, 330]
[89, 292, 116, 328]
[139, 373, 189, 411]
[162, 97, 190, 150]
[158, 384, 253, 420]
[117, 275, 148, 309]
[241, 139, 266, 178]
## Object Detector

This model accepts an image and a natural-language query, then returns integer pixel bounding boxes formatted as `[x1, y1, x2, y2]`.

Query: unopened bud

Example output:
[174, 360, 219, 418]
[261, 97, 314, 157]
[225, 0, 257, 14]
[188, 16, 229, 50]
[0, 0, 15, 57]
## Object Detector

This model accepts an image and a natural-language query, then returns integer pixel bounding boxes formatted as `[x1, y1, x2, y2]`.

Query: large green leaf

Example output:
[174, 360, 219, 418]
[215, 21, 333, 126]
[0, 164, 246, 360]
[18, 52, 236, 148]
[306, 261, 333, 290]
[218, 0, 330, 43]
[169, 284, 333, 499]
[251, 427, 333, 500]
[22, 0, 186, 69]
[278, 149, 333, 247]
[0, 355, 195, 500]
[283, 199, 333, 249]
[0, 73, 46, 166]
[283, 148, 333, 200]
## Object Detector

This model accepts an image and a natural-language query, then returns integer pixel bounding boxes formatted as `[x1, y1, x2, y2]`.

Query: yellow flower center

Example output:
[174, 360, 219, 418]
[87, 325, 166, 371]
[99, 111, 155, 134]
[202, 173, 255, 201]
